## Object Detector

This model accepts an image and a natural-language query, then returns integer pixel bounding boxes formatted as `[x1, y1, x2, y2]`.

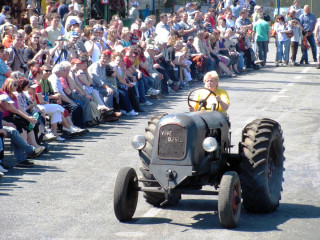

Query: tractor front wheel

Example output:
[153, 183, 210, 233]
[218, 171, 242, 228]
[114, 167, 139, 221]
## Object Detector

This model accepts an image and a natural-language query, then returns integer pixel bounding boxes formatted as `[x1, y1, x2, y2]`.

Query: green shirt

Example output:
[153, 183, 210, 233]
[253, 19, 270, 42]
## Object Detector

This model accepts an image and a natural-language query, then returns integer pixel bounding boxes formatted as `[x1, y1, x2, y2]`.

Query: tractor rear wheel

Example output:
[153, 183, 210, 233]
[139, 113, 180, 207]
[114, 167, 138, 221]
[239, 118, 285, 213]
[218, 171, 241, 228]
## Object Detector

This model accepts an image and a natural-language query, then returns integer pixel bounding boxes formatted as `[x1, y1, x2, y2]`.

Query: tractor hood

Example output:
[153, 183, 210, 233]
[149, 111, 230, 188]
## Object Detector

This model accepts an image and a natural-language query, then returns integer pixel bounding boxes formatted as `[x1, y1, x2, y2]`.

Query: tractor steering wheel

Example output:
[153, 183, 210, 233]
[188, 87, 220, 111]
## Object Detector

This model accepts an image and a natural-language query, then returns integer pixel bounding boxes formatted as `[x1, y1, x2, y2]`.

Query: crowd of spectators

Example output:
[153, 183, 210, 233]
[0, 0, 318, 177]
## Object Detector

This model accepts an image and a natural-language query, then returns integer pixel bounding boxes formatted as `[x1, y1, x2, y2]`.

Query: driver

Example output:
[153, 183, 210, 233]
[189, 71, 230, 113]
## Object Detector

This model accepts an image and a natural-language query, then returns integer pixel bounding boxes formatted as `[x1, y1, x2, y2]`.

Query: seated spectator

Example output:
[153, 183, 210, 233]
[52, 36, 69, 64]
[49, 62, 84, 128]
[0, 94, 46, 170]
[120, 27, 132, 47]
[0, 78, 41, 148]
[46, 13, 62, 45]
[39, 64, 84, 134]
[88, 51, 123, 117]
[23, 31, 47, 64]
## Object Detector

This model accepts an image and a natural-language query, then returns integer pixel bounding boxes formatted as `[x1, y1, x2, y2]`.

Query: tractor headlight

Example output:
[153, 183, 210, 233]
[132, 135, 146, 150]
[202, 137, 218, 152]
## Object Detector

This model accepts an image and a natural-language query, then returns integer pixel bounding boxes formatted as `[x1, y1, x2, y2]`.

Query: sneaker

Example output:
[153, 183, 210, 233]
[141, 100, 153, 106]
[293, 62, 300, 66]
[0, 164, 8, 173]
[56, 136, 66, 141]
[126, 110, 138, 116]
[42, 132, 57, 142]
[72, 126, 86, 134]
[62, 126, 78, 135]
[120, 110, 126, 114]
[0, 172, 3, 178]
[275, 61, 279, 67]
[16, 160, 34, 168]
[147, 88, 160, 96]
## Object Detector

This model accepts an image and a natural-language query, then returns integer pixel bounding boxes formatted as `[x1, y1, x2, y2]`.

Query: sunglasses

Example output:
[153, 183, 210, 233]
[13, 83, 18, 87]
[33, 36, 39, 39]
[44, 69, 52, 73]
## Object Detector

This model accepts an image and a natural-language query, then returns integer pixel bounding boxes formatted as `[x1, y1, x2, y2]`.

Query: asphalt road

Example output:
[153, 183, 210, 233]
[1, 53, 320, 239]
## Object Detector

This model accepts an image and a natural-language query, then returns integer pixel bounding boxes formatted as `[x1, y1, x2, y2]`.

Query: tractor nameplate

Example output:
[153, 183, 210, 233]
[158, 124, 187, 160]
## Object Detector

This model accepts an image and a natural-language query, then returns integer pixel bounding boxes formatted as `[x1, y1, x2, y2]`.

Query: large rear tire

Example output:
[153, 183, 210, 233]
[239, 118, 285, 213]
[114, 167, 138, 221]
[139, 113, 180, 207]
[218, 171, 241, 228]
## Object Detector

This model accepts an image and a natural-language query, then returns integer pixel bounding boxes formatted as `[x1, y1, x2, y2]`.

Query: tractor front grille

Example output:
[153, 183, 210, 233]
[158, 124, 187, 160]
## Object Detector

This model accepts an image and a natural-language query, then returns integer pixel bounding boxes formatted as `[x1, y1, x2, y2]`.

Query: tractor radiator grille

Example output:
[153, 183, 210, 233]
[158, 124, 187, 160]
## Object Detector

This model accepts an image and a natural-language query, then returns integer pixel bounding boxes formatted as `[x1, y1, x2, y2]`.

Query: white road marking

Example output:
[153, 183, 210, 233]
[295, 76, 302, 80]
[115, 232, 146, 238]
[142, 207, 162, 218]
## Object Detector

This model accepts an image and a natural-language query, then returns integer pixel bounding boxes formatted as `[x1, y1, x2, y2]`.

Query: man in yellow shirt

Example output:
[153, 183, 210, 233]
[190, 71, 230, 113]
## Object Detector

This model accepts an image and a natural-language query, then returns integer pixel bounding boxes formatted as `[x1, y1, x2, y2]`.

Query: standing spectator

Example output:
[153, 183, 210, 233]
[85, 28, 105, 63]
[253, 12, 270, 66]
[58, 0, 69, 21]
[299, 5, 317, 64]
[274, 15, 291, 66]
[129, 23, 140, 45]
[314, 19, 320, 69]
[235, 9, 253, 31]
[0, 44, 11, 88]
[163, 0, 174, 14]
[230, 0, 241, 19]
[290, 19, 302, 66]
[2, 25, 14, 48]
[23, 31, 46, 64]
[30, 16, 42, 30]
[180, 12, 197, 42]
[289, 0, 303, 20]
[246, 0, 256, 18]
[46, 13, 62, 45]
[0, 6, 11, 25]
[6, 33, 27, 73]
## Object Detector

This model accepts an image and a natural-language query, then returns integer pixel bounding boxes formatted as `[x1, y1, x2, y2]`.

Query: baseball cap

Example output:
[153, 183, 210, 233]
[3, 6, 11, 11]
[102, 50, 113, 55]
[71, 58, 84, 64]
[131, 23, 139, 31]
[70, 31, 79, 38]
[187, 36, 194, 40]
[0, 94, 14, 103]
[69, 19, 79, 25]
[186, 3, 193, 8]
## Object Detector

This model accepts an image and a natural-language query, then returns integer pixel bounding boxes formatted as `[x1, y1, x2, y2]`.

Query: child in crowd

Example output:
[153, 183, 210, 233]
[289, 20, 301, 66]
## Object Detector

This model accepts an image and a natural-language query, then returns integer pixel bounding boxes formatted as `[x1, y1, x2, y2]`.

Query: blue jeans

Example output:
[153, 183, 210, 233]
[301, 33, 317, 62]
[276, 40, 290, 61]
[257, 41, 268, 66]
[3, 127, 35, 168]
[237, 52, 245, 69]
[206, 57, 216, 71]
[132, 73, 148, 103]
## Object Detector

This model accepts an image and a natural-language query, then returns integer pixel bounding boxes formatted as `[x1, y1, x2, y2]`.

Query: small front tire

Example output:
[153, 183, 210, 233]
[114, 167, 139, 221]
[218, 171, 242, 228]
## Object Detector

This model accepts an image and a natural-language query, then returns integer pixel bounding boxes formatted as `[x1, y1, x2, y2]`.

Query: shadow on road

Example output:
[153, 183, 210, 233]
[126, 199, 320, 232]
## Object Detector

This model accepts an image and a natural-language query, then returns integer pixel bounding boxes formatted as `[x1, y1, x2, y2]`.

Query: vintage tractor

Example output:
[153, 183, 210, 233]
[113, 88, 285, 228]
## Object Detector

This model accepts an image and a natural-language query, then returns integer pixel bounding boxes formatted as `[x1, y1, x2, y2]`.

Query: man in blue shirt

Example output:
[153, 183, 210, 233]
[299, 5, 317, 63]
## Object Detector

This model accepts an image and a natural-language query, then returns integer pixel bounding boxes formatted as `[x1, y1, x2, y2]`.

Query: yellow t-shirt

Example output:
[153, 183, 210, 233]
[193, 88, 230, 113]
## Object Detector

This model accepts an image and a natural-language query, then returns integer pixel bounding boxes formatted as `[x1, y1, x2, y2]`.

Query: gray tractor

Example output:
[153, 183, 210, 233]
[113, 88, 285, 228]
